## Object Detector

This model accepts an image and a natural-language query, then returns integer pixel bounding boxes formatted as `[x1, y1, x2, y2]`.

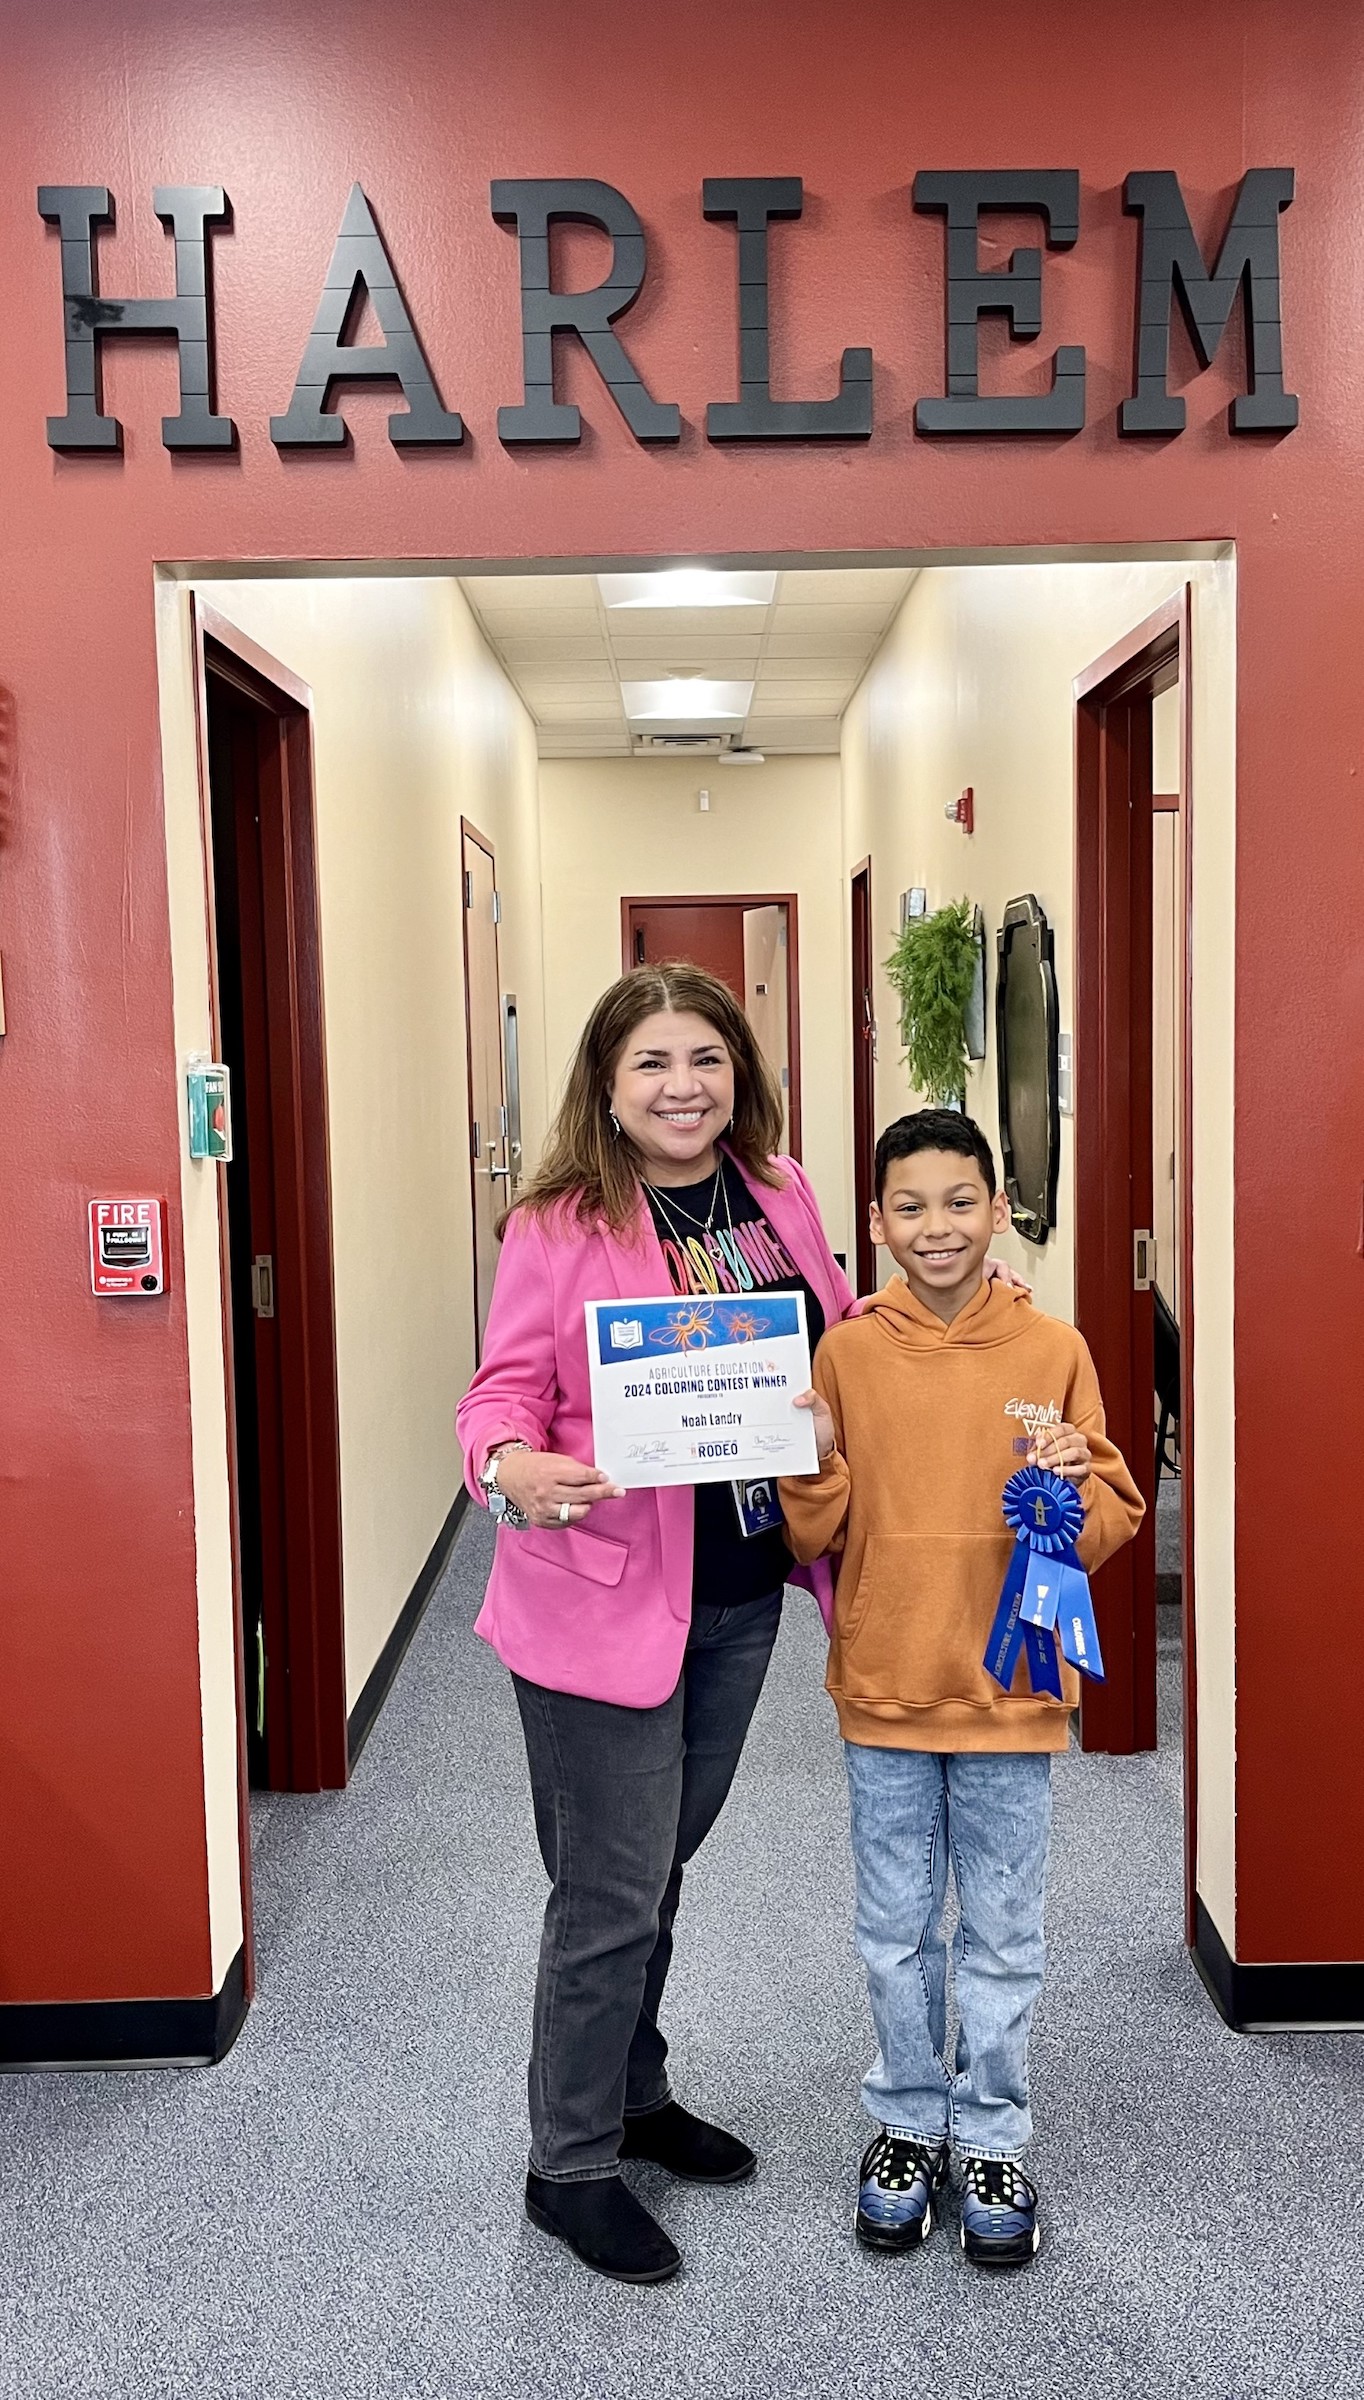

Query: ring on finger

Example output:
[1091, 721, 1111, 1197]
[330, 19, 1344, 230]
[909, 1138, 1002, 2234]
[558, 1499, 572, 1526]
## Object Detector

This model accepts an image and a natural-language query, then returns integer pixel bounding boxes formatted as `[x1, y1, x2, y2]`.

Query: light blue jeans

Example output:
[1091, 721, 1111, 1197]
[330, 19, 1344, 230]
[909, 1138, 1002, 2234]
[843, 1744, 1052, 2160]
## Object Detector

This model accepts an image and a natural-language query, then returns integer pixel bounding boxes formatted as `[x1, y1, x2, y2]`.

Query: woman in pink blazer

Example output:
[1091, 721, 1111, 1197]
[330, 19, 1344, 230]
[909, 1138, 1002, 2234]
[457, 960, 855, 2285]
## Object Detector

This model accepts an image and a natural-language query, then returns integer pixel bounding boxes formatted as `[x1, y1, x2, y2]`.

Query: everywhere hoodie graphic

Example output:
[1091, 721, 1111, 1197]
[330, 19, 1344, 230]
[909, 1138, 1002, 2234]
[778, 1275, 1144, 1753]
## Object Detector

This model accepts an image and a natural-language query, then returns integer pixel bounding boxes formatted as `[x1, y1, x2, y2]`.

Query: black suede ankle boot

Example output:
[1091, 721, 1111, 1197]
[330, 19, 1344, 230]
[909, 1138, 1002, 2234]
[524, 2172, 682, 2283]
[619, 2100, 757, 2184]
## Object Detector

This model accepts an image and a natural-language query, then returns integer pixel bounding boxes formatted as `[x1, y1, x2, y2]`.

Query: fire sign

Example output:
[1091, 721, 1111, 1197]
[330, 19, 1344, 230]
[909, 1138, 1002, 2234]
[89, 1199, 168, 1297]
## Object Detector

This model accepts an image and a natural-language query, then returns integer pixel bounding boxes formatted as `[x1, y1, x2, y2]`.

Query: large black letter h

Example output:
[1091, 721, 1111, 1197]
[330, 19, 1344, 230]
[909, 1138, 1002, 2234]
[37, 185, 235, 451]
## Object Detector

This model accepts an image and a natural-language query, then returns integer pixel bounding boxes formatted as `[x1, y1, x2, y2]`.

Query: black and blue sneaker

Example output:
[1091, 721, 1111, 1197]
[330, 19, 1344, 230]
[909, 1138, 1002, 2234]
[959, 2155, 1041, 2268]
[855, 2131, 950, 2252]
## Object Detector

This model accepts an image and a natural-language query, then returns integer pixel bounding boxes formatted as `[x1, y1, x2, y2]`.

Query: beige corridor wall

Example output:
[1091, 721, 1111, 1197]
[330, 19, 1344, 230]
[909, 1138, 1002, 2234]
[537, 755, 849, 1258]
[161, 574, 545, 1771]
[840, 556, 1238, 1941]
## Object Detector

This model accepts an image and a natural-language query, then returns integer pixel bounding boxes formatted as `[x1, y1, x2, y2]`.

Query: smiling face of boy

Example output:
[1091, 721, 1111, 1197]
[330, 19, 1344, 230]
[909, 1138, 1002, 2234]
[871, 1148, 1011, 1323]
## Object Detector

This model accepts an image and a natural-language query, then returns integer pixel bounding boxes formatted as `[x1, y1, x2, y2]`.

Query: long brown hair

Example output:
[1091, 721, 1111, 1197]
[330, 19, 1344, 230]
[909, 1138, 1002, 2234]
[508, 961, 786, 1236]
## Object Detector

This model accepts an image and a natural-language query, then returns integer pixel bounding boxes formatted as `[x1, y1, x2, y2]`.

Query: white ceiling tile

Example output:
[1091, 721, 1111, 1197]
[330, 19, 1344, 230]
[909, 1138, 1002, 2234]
[608, 606, 773, 640]
[763, 631, 877, 658]
[607, 652, 768, 681]
[497, 636, 611, 663]
[768, 603, 892, 635]
[608, 634, 764, 658]
[464, 574, 599, 610]
[477, 608, 601, 638]
[741, 716, 840, 741]
[530, 701, 627, 723]
[539, 737, 632, 756]
[776, 568, 914, 605]
[753, 656, 858, 681]
[511, 662, 619, 691]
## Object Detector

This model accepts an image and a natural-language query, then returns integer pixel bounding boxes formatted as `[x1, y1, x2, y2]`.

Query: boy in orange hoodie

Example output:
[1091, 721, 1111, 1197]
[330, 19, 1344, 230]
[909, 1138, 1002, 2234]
[780, 1109, 1142, 2270]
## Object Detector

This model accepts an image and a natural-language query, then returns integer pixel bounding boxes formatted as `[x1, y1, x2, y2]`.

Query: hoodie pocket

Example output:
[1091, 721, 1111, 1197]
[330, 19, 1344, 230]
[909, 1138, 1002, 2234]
[835, 1534, 1030, 1711]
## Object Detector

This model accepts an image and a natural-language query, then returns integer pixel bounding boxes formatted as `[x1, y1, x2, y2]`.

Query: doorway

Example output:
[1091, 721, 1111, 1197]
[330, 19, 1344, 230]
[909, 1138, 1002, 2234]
[462, 819, 512, 1356]
[849, 859, 876, 1297]
[1073, 590, 1192, 1796]
[621, 893, 802, 1155]
[195, 601, 346, 1799]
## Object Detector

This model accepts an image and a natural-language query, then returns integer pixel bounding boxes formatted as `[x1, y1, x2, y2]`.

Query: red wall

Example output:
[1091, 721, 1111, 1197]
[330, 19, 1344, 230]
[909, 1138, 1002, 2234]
[2, 0, 1360, 1997]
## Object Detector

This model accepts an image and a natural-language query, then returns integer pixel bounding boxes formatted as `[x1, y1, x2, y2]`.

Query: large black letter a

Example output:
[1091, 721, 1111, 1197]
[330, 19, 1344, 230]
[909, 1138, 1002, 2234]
[271, 186, 462, 448]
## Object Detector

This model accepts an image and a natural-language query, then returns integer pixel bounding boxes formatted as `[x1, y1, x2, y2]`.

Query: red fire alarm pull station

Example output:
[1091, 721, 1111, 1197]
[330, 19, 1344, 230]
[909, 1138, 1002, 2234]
[89, 1199, 168, 1296]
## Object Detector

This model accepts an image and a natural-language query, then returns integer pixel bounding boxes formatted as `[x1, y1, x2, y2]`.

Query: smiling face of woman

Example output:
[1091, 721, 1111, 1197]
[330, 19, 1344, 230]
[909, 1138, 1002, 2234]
[608, 1009, 736, 1186]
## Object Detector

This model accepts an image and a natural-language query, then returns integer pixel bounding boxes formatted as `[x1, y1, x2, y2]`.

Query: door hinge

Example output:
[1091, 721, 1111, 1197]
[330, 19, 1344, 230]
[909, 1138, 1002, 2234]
[492, 887, 502, 924]
[471, 1118, 481, 1162]
[464, 869, 473, 909]
[1133, 1229, 1156, 1292]
[252, 1255, 275, 1318]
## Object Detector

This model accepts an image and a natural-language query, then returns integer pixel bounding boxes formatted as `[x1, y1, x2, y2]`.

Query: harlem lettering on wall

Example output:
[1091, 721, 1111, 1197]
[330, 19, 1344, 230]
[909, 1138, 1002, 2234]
[35, 169, 1298, 456]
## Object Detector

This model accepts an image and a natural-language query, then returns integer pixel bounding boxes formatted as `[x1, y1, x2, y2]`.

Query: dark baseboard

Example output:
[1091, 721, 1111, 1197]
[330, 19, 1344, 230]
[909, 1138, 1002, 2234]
[0, 1945, 247, 2072]
[347, 1487, 470, 1770]
[1193, 1896, 1364, 2031]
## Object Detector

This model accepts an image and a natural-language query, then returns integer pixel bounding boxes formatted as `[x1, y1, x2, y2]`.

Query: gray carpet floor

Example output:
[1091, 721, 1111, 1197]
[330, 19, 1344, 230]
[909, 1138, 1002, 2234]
[4, 1507, 1361, 2399]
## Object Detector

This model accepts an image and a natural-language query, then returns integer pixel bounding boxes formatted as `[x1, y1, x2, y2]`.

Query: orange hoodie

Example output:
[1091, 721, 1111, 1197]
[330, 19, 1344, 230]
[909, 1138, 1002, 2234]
[778, 1275, 1144, 1753]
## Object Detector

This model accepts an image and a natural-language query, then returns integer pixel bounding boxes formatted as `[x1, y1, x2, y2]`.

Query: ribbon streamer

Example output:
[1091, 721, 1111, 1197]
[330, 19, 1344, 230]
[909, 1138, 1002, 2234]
[984, 1464, 1105, 1692]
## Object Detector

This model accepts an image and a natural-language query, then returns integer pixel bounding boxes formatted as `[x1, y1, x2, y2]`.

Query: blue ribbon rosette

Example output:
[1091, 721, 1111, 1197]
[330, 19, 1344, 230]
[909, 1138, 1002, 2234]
[984, 1465, 1105, 1698]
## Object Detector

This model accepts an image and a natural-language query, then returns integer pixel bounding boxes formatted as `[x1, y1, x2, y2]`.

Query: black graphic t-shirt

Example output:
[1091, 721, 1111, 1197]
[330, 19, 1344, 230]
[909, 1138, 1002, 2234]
[642, 1156, 827, 1606]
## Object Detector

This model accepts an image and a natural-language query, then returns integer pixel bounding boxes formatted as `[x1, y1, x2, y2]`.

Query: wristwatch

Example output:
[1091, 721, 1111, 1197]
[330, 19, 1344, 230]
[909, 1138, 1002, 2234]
[480, 1440, 532, 1530]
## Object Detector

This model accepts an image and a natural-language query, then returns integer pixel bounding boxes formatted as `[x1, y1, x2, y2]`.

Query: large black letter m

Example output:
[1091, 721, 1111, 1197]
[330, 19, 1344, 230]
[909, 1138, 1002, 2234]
[1123, 169, 1297, 435]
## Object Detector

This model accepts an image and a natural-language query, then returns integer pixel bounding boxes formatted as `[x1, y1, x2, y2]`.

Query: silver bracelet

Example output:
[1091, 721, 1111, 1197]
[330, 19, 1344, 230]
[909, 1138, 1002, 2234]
[480, 1440, 533, 1530]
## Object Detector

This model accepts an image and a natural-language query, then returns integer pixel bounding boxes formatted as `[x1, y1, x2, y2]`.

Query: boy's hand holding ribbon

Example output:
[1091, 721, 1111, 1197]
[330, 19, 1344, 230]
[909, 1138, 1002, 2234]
[985, 1422, 1107, 1697]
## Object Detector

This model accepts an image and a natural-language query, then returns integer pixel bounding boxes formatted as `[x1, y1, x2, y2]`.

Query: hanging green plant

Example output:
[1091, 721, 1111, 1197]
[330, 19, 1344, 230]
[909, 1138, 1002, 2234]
[884, 896, 980, 1106]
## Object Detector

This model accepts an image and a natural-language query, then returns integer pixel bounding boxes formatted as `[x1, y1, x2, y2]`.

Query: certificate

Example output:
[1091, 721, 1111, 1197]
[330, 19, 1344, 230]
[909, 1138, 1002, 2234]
[585, 1293, 819, 1488]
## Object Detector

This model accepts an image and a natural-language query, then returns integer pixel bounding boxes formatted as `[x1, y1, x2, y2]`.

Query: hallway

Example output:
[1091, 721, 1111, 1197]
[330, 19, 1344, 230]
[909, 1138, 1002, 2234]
[4, 1514, 1359, 2400]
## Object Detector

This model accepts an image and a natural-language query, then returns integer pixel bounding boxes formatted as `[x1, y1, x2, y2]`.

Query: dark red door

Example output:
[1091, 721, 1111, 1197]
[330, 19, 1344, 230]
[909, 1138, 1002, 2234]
[850, 862, 876, 1297]
[1074, 600, 1185, 1759]
[626, 902, 747, 1000]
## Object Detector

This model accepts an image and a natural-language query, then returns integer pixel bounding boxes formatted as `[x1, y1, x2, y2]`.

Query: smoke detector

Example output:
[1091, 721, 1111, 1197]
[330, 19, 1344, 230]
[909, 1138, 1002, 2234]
[718, 746, 765, 767]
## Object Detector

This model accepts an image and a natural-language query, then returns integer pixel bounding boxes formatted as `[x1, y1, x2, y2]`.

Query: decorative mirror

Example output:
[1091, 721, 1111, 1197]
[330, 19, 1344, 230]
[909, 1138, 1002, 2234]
[995, 894, 1060, 1245]
[965, 902, 987, 1061]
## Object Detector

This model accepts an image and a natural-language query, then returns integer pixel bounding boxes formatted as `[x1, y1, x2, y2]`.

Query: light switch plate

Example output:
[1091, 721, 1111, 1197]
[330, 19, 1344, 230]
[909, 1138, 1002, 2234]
[1057, 1031, 1073, 1116]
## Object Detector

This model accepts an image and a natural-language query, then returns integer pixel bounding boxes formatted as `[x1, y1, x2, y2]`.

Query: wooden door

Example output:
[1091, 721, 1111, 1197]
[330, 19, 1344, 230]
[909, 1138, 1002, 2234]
[461, 822, 509, 1356]
[195, 601, 346, 1823]
[207, 682, 288, 1795]
[626, 900, 747, 997]
[1074, 593, 1190, 1764]
[850, 861, 876, 1297]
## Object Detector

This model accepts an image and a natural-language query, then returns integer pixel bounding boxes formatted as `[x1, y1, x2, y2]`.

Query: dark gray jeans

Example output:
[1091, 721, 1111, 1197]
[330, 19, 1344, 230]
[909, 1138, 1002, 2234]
[512, 1592, 783, 2182]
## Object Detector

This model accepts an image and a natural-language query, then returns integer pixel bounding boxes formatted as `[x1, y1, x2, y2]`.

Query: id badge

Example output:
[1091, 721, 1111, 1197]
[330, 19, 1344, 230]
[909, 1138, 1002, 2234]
[732, 1477, 784, 1540]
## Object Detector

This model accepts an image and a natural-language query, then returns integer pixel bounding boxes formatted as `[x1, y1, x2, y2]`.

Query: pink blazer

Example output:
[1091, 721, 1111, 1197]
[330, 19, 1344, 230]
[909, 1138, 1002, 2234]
[456, 1153, 855, 1706]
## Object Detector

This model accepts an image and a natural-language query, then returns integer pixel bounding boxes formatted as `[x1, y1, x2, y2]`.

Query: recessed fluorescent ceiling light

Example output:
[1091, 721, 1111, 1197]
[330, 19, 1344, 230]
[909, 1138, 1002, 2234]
[621, 678, 754, 722]
[599, 570, 777, 609]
